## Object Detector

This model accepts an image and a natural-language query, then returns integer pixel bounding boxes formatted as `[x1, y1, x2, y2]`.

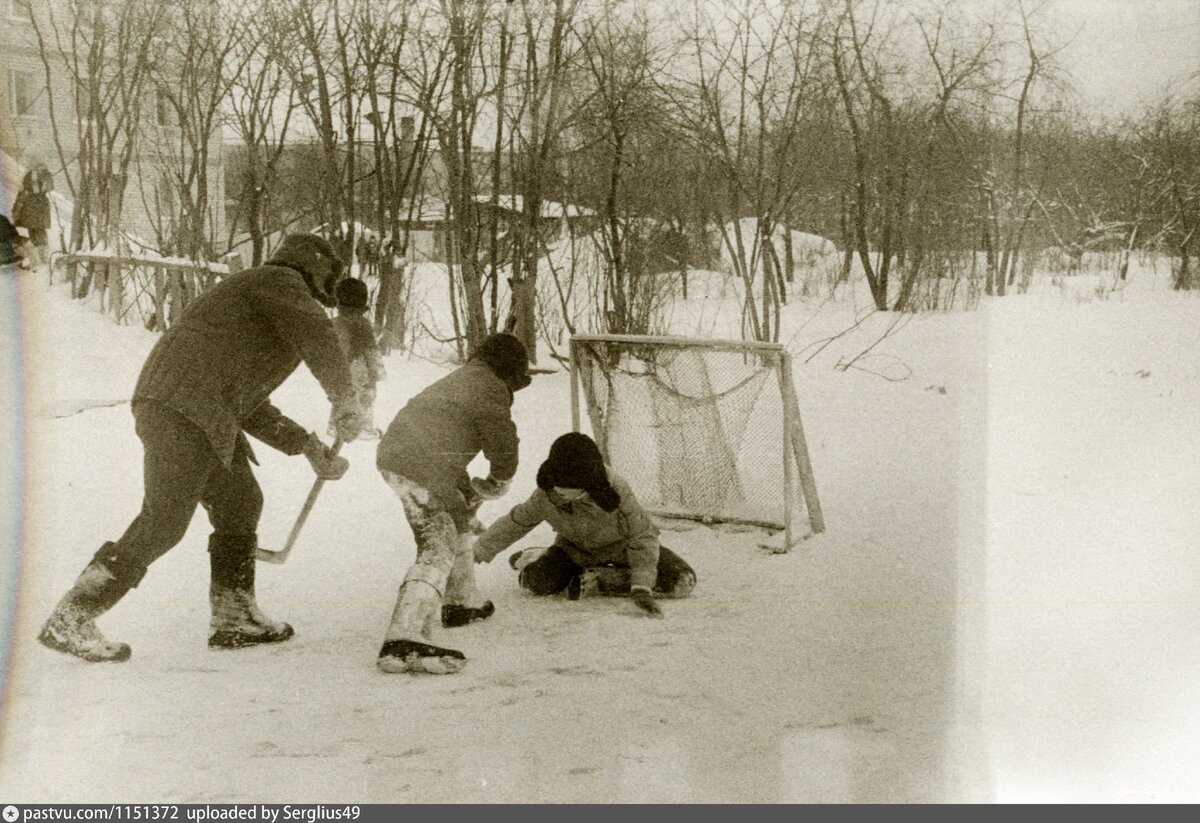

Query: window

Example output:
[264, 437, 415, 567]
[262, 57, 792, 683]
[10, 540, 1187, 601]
[76, 77, 93, 121]
[155, 88, 177, 127]
[7, 0, 32, 21]
[8, 69, 36, 118]
[157, 173, 177, 217]
[77, 0, 102, 27]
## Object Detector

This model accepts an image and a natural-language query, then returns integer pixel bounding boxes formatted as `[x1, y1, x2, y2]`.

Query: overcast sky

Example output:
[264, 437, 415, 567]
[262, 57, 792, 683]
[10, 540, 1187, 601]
[1053, 0, 1200, 114]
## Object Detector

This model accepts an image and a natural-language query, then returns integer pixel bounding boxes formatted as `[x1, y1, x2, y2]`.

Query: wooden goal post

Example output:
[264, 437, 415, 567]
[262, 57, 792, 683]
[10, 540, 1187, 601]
[569, 333, 824, 552]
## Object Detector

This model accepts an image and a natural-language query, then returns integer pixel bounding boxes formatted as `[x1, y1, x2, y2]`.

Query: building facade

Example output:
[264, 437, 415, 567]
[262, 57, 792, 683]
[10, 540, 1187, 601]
[1, 0, 224, 257]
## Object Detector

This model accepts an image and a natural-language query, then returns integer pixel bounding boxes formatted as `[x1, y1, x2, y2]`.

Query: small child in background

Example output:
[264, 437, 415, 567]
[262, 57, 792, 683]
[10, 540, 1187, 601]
[328, 278, 385, 440]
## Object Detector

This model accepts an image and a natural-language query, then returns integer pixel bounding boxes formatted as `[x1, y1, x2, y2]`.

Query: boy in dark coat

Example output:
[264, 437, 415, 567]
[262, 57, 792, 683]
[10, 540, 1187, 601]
[376, 333, 530, 674]
[327, 278, 385, 439]
[13, 156, 53, 267]
[39, 233, 364, 663]
[475, 433, 697, 616]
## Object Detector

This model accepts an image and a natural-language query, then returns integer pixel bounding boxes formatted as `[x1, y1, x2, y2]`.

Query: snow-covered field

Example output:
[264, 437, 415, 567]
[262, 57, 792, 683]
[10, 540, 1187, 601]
[1, 259, 1198, 802]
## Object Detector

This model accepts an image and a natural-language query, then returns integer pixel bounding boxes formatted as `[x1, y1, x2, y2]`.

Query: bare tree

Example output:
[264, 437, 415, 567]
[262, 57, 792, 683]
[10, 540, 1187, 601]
[275, 0, 368, 256]
[1138, 92, 1200, 289]
[981, 0, 1064, 296]
[502, 0, 582, 360]
[894, 0, 1002, 309]
[137, 0, 251, 328]
[224, 0, 304, 267]
[357, 0, 448, 351]
[423, 0, 495, 356]
[828, 0, 913, 312]
[563, 0, 711, 336]
[26, 0, 167, 307]
[678, 0, 836, 338]
[828, 0, 1012, 310]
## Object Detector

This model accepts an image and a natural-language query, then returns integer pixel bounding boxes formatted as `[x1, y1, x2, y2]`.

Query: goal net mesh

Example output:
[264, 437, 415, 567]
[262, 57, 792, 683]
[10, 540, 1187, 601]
[573, 338, 803, 529]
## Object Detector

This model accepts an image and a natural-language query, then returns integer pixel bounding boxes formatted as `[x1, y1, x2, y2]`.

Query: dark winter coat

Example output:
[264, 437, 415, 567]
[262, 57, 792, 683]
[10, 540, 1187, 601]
[475, 471, 661, 590]
[377, 360, 519, 519]
[14, 169, 53, 231]
[133, 264, 354, 467]
[333, 313, 383, 384]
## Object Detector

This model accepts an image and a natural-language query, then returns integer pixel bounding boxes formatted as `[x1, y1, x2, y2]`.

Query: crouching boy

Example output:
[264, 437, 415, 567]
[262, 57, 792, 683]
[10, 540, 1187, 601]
[375, 333, 530, 674]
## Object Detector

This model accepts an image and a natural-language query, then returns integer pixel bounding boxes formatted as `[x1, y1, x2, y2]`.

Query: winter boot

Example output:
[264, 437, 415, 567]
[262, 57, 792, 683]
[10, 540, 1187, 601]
[38, 558, 133, 663]
[579, 565, 633, 597]
[377, 639, 467, 674]
[664, 568, 697, 598]
[379, 570, 465, 674]
[579, 565, 697, 598]
[442, 531, 493, 628]
[208, 535, 294, 650]
[442, 600, 495, 628]
[508, 547, 547, 571]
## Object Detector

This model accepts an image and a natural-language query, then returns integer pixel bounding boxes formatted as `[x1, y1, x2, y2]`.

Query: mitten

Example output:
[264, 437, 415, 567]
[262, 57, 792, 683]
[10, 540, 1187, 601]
[303, 434, 349, 480]
[470, 475, 510, 500]
[631, 586, 664, 618]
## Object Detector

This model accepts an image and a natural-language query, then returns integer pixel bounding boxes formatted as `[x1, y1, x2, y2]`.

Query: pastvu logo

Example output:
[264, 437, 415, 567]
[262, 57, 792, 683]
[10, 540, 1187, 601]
[2, 805, 19, 823]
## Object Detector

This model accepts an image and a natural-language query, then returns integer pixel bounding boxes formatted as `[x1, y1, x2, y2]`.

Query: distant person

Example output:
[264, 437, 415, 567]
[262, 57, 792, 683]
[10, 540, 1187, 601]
[13, 156, 54, 268]
[375, 333, 530, 674]
[356, 234, 380, 279]
[474, 433, 697, 616]
[327, 277, 385, 440]
[39, 233, 363, 663]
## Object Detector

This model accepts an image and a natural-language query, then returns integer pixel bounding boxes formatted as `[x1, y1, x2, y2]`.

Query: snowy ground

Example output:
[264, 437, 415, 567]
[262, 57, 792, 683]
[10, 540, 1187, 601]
[1, 260, 1198, 802]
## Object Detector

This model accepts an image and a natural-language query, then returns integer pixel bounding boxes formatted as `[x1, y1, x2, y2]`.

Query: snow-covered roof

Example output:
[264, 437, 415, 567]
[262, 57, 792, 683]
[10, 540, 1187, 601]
[473, 194, 595, 219]
[387, 196, 595, 225]
[393, 200, 449, 224]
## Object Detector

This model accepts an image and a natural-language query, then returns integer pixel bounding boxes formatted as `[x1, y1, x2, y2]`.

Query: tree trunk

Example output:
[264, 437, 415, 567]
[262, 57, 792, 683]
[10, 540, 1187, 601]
[1175, 244, 1195, 290]
[838, 193, 853, 285]
[983, 192, 1000, 296]
[1119, 224, 1139, 281]
[784, 225, 795, 285]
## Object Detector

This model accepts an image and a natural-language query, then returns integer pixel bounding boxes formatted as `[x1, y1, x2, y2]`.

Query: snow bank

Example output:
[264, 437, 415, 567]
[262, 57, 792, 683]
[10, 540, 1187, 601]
[715, 218, 840, 285]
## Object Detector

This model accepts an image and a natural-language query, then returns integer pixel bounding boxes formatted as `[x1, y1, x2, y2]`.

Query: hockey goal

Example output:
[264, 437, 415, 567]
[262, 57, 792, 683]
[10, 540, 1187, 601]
[569, 334, 824, 552]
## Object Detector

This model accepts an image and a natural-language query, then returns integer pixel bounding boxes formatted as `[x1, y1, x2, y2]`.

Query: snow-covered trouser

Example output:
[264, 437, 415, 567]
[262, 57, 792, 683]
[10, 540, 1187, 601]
[327, 361, 379, 439]
[518, 543, 697, 598]
[92, 401, 263, 590]
[379, 471, 480, 673]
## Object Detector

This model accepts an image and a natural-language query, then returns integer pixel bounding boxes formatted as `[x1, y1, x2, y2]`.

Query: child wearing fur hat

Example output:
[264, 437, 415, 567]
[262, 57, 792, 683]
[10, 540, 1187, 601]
[327, 278, 385, 440]
[374, 332, 531, 674]
[474, 432, 697, 618]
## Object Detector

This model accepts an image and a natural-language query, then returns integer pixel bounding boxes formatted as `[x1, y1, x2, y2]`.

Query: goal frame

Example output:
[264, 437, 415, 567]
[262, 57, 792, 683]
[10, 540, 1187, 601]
[569, 333, 824, 552]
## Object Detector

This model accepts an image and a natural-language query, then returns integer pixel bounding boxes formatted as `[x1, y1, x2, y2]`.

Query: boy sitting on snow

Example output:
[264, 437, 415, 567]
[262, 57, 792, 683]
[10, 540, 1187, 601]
[474, 432, 697, 616]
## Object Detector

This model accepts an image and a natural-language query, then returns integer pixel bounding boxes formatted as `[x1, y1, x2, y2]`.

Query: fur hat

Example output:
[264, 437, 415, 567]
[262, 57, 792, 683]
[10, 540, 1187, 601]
[267, 233, 345, 307]
[334, 277, 369, 311]
[536, 432, 620, 512]
[471, 333, 531, 392]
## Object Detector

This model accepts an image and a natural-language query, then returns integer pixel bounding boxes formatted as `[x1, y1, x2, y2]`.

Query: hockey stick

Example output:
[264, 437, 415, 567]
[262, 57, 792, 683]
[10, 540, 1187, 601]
[256, 438, 344, 565]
